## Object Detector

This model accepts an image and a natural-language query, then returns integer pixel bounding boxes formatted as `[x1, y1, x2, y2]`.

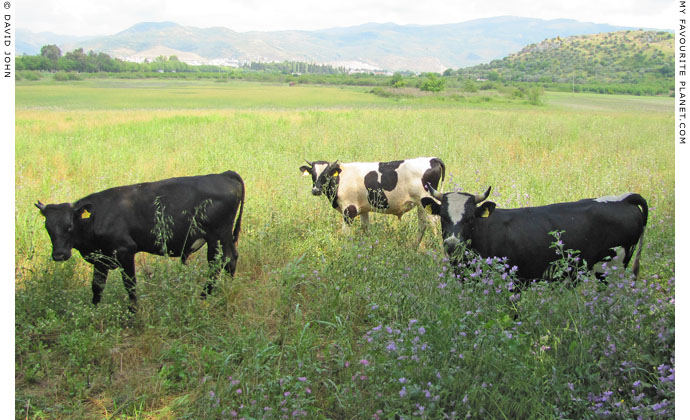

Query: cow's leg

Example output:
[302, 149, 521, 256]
[620, 246, 633, 271]
[203, 236, 237, 297]
[589, 260, 611, 287]
[203, 240, 220, 297]
[204, 237, 238, 297]
[91, 261, 110, 306]
[359, 212, 370, 232]
[219, 237, 239, 277]
[592, 248, 620, 283]
[415, 204, 430, 246]
[117, 253, 137, 312]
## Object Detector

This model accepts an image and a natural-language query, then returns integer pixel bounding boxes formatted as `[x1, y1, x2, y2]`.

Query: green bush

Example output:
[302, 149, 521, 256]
[462, 78, 478, 93]
[370, 87, 395, 98]
[53, 72, 83, 81]
[390, 73, 405, 88]
[420, 74, 445, 92]
[18, 71, 41, 81]
[527, 85, 545, 105]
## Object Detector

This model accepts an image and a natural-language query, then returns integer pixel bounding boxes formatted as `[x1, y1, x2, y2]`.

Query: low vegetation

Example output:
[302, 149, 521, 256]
[15, 80, 674, 419]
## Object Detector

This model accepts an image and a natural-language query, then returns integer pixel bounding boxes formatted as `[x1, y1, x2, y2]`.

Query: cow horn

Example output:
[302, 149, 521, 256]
[304, 159, 312, 167]
[35, 200, 46, 212]
[474, 187, 492, 203]
[426, 183, 443, 200]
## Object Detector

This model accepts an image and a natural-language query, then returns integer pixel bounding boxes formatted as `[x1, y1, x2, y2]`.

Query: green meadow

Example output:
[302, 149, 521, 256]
[16, 79, 674, 419]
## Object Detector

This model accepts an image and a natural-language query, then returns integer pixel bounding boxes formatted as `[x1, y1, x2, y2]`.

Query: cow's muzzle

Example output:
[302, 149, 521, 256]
[443, 236, 462, 256]
[52, 251, 71, 261]
[311, 187, 322, 196]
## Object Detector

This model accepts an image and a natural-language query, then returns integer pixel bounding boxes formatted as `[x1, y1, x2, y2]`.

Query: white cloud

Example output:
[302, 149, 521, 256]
[19, 0, 676, 36]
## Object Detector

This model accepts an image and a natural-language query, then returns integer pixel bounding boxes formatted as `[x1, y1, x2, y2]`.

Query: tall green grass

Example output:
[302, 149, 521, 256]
[15, 80, 674, 419]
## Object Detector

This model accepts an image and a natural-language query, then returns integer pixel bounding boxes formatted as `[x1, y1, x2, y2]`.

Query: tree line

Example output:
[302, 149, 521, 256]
[18, 44, 673, 97]
[17, 45, 358, 75]
[16, 45, 448, 91]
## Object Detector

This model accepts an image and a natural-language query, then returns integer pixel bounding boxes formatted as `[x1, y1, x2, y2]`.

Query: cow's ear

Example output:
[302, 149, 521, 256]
[475, 201, 496, 218]
[299, 165, 311, 176]
[421, 197, 441, 215]
[330, 167, 341, 178]
[35, 201, 46, 216]
[74, 203, 93, 221]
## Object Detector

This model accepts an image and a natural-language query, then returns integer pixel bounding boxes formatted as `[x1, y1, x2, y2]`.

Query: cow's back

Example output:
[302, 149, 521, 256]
[471, 198, 646, 278]
[337, 158, 439, 216]
[76, 172, 244, 257]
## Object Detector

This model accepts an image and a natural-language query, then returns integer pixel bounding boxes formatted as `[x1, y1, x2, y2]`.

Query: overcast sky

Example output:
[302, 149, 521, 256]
[20, 0, 676, 36]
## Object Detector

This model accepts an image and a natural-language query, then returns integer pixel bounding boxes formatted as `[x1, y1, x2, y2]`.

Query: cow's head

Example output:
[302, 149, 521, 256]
[421, 185, 494, 257]
[35, 201, 92, 261]
[299, 160, 341, 196]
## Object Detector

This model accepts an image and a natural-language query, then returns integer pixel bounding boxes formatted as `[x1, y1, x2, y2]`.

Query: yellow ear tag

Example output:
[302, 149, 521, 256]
[302, 170, 310, 177]
[81, 209, 91, 219]
[480, 208, 490, 218]
[332, 171, 339, 178]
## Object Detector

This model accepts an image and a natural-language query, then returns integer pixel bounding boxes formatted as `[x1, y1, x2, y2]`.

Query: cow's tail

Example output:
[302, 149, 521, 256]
[624, 193, 648, 278]
[431, 157, 446, 189]
[230, 172, 245, 248]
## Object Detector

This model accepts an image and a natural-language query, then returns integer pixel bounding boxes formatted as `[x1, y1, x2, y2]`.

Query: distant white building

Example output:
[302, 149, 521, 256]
[328, 60, 382, 73]
[208, 58, 240, 67]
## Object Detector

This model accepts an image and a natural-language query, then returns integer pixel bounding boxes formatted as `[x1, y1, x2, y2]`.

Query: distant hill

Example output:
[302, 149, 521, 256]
[16, 29, 92, 55]
[17, 17, 659, 72]
[456, 30, 674, 88]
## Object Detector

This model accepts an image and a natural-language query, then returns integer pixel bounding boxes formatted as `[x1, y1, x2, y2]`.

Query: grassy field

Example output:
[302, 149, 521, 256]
[15, 79, 674, 419]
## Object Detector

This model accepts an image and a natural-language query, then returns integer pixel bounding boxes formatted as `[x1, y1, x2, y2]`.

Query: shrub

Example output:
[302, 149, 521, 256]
[370, 87, 395, 98]
[527, 85, 545, 105]
[389, 73, 405, 88]
[462, 78, 478, 93]
[420, 74, 445, 92]
[18, 71, 41, 81]
[53, 72, 83, 81]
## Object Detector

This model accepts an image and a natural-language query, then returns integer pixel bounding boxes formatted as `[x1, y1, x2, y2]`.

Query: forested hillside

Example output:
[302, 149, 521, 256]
[453, 30, 674, 95]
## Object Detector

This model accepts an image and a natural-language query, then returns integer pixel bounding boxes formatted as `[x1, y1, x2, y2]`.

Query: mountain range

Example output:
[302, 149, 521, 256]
[17, 17, 665, 73]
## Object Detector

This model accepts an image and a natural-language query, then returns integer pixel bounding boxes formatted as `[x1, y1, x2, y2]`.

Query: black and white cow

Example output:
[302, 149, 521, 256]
[35, 170, 245, 310]
[300, 158, 445, 245]
[421, 185, 648, 281]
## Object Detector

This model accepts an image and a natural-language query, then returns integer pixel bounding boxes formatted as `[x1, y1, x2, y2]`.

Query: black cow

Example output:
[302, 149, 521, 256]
[422, 186, 648, 281]
[35, 170, 245, 310]
[300, 157, 445, 245]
